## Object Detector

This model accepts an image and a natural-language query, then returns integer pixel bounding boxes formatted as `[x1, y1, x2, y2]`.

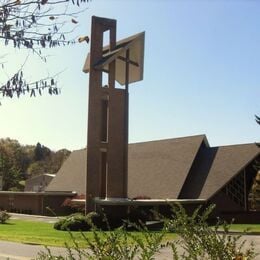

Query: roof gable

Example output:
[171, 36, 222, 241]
[198, 143, 259, 199]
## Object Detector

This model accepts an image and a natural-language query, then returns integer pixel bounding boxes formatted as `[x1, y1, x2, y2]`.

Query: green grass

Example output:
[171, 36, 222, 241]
[0, 219, 176, 247]
[229, 224, 260, 233]
[0, 219, 258, 248]
[0, 219, 94, 247]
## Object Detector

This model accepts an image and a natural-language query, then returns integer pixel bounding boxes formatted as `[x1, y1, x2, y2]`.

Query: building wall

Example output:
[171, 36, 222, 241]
[43, 195, 74, 216]
[219, 211, 260, 224]
[210, 191, 243, 213]
[0, 193, 42, 214]
[0, 192, 75, 216]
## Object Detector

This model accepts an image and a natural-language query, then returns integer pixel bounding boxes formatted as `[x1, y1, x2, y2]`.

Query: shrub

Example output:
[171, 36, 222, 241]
[39, 204, 258, 260]
[165, 204, 258, 259]
[61, 194, 86, 213]
[0, 210, 10, 224]
[54, 213, 91, 231]
[53, 218, 66, 230]
[53, 211, 106, 231]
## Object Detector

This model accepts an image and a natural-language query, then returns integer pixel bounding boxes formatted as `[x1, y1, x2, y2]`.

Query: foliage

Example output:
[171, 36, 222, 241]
[53, 211, 108, 231]
[0, 0, 89, 103]
[34, 142, 51, 161]
[0, 210, 10, 224]
[0, 137, 70, 191]
[46, 148, 71, 174]
[0, 140, 23, 190]
[27, 161, 47, 176]
[61, 194, 86, 213]
[54, 213, 91, 231]
[36, 204, 258, 260]
[166, 204, 257, 259]
[39, 222, 166, 260]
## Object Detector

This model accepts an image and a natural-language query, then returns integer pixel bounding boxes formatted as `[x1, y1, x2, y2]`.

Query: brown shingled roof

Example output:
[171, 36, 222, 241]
[198, 143, 259, 199]
[179, 143, 260, 200]
[127, 135, 206, 199]
[46, 149, 87, 194]
[46, 136, 260, 202]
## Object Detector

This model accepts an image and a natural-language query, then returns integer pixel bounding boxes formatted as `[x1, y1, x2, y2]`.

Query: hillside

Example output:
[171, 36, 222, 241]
[0, 138, 70, 191]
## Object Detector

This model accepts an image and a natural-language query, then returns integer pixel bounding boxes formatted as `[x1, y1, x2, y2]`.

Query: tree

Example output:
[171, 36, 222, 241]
[30, 143, 71, 175]
[0, 143, 22, 190]
[0, 0, 89, 104]
[34, 142, 51, 161]
[0, 138, 31, 173]
[0, 137, 70, 189]
[27, 160, 46, 176]
[47, 148, 71, 173]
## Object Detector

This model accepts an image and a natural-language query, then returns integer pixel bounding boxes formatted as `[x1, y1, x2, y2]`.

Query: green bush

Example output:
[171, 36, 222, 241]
[40, 204, 258, 259]
[0, 210, 10, 224]
[53, 212, 107, 231]
[165, 204, 258, 259]
[54, 213, 91, 231]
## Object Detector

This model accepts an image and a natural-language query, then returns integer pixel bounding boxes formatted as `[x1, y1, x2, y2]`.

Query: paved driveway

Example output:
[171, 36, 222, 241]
[10, 213, 58, 224]
[156, 235, 260, 260]
[0, 240, 69, 260]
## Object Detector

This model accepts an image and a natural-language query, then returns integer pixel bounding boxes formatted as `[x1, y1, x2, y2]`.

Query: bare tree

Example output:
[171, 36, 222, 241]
[0, 0, 89, 103]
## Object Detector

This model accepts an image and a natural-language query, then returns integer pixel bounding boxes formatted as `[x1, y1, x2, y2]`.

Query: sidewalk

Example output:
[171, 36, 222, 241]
[10, 213, 59, 223]
[0, 235, 260, 260]
[1, 214, 66, 259]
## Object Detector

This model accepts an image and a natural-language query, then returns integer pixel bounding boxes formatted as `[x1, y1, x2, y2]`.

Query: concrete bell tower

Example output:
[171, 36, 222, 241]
[83, 16, 145, 212]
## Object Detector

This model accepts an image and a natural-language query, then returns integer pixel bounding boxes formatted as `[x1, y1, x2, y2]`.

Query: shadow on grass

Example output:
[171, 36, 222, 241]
[23, 242, 41, 246]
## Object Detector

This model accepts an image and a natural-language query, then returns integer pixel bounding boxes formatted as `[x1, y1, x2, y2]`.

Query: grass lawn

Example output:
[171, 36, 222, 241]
[0, 219, 258, 248]
[0, 219, 176, 248]
[0, 219, 94, 247]
[229, 224, 260, 233]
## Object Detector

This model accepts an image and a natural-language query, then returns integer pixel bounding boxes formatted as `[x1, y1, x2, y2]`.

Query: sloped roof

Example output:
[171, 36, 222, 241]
[127, 135, 206, 199]
[46, 135, 205, 199]
[179, 142, 260, 200]
[198, 143, 259, 199]
[46, 149, 87, 194]
[46, 136, 259, 201]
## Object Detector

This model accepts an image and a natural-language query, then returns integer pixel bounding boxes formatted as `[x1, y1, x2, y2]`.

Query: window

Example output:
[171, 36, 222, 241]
[224, 171, 245, 208]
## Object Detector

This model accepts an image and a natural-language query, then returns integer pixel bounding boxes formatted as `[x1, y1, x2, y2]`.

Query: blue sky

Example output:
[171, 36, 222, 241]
[0, 0, 259, 151]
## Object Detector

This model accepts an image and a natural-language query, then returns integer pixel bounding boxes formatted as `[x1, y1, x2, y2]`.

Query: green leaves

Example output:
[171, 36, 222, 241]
[165, 203, 257, 260]
[36, 204, 258, 259]
[0, 210, 10, 224]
